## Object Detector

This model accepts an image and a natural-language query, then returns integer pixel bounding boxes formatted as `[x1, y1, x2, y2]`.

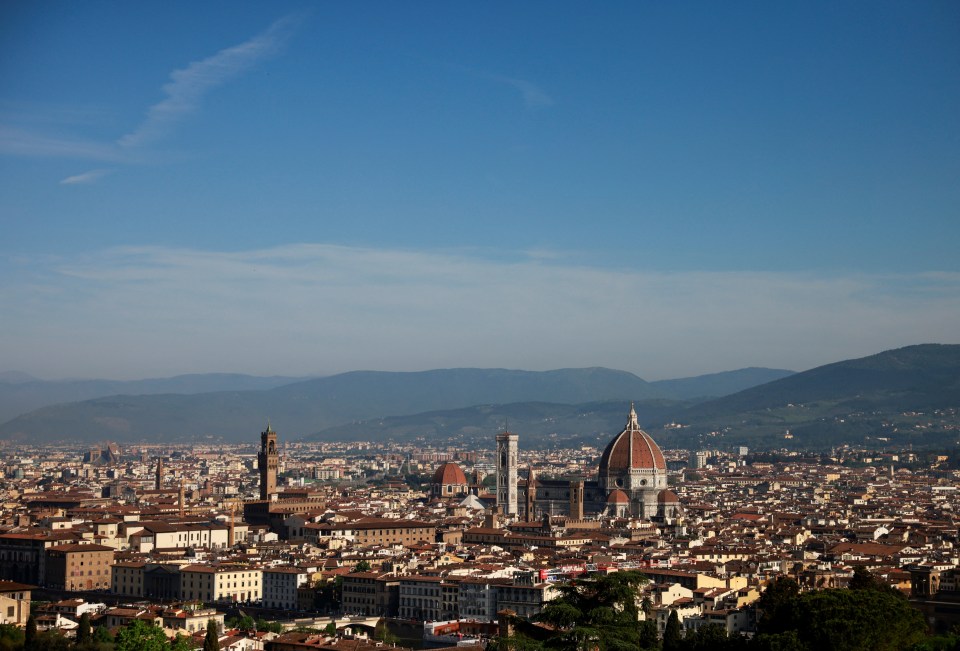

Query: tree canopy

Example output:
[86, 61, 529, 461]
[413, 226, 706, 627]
[534, 570, 652, 651]
[114, 620, 173, 651]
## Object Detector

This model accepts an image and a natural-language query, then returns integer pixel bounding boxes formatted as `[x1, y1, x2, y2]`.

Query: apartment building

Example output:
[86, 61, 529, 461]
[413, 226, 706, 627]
[262, 566, 310, 610]
[180, 565, 262, 604]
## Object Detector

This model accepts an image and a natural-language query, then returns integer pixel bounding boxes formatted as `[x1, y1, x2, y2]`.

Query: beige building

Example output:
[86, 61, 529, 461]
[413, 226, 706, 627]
[126, 522, 230, 552]
[180, 565, 262, 604]
[162, 606, 224, 634]
[328, 517, 436, 548]
[45, 544, 114, 591]
[0, 581, 32, 627]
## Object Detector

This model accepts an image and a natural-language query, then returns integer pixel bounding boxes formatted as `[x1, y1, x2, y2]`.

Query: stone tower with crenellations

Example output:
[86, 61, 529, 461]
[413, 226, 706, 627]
[258, 423, 278, 501]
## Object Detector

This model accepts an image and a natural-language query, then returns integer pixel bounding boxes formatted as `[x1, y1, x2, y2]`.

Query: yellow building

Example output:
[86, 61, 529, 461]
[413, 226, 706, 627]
[180, 565, 262, 604]
[0, 581, 32, 627]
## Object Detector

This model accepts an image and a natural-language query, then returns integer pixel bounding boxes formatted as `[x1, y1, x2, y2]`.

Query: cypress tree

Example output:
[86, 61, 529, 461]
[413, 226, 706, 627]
[203, 618, 220, 651]
[662, 609, 682, 651]
[25, 615, 37, 648]
[77, 612, 92, 644]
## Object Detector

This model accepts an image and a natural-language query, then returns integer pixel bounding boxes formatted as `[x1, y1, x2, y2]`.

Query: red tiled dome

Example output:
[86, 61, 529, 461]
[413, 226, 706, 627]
[432, 462, 467, 486]
[658, 489, 680, 503]
[607, 489, 630, 504]
[598, 406, 666, 473]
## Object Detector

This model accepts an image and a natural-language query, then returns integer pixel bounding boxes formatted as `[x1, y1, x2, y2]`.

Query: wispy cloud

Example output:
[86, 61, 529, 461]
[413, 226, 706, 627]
[440, 62, 554, 110]
[118, 14, 300, 148]
[0, 14, 300, 187]
[2, 244, 958, 380]
[485, 73, 554, 110]
[60, 168, 113, 185]
[0, 126, 125, 161]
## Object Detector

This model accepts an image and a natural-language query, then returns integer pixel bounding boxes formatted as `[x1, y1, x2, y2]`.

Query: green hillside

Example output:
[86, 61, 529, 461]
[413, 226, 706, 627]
[652, 344, 960, 449]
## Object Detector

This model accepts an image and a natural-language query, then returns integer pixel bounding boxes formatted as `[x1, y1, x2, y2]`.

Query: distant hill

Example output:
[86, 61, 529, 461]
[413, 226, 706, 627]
[0, 366, 785, 444]
[11, 345, 954, 451]
[650, 344, 960, 449]
[649, 367, 794, 400]
[0, 371, 39, 384]
[0, 373, 308, 423]
[304, 399, 691, 449]
[300, 345, 960, 451]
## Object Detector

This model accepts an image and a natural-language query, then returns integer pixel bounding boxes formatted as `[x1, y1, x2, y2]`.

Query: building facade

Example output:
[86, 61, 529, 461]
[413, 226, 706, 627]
[45, 544, 114, 591]
[180, 565, 262, 604]
[262, 567, 309, 610]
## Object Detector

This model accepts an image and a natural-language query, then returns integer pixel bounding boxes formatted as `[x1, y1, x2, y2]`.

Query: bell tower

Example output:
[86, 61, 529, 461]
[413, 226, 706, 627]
[496, 431, 518, 517]
[258, 423, 278, 501]
[525, 466, 537, 522]
[155, 456, 163, 491]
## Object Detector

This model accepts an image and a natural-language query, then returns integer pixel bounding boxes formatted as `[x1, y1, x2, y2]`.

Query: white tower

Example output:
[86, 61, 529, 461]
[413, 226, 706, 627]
[496, 431, 519, 517]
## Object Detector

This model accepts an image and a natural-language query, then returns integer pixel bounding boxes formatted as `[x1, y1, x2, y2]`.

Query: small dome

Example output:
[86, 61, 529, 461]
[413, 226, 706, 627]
[658, 489, 680, 504]
[607, 489, 630, 504]
[432, 462, 467, 486]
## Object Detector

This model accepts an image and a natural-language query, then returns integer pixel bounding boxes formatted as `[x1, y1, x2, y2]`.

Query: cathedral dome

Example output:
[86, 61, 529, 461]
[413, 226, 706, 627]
[598, 405, 666, 474]
[432, 462, 467, 486]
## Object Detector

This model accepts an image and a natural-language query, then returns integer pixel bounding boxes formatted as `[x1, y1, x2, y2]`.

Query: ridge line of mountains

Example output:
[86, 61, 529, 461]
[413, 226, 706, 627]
[1, 344, 958, 451]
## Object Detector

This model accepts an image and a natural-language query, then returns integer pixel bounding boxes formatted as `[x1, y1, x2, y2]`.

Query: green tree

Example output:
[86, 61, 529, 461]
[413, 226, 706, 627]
[32, 630, 72, 651]
[375, 621, 399, 645]
[0, 624, 24, 651]
[760, 587, 926, 651]
[662, 610, 682, 651]
[751, 630, 807, 651]
[203, 618, 220, 651]
[756, 576, 800, 630]
[114, 619, 170, 651]
[353, 560, 372, 573]
[171, 633, 194, 651]
[257, 619, 284, 634]
[313, 576, 343, 612]
[488, 632, 545, 651]
[76, 612, 92, 646]
[683, 623, 735, 651]
[25, 615, 37, 648]
[640, 596, 653, 619]
[848, 567, 881, 591]
[93, 625, 113, 645]
[638, 619, 659, 650]
[536, 571, 649, 651]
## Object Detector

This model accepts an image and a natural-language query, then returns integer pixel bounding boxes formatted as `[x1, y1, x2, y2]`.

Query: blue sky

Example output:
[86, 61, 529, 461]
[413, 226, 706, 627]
[1, 2, 958, 380]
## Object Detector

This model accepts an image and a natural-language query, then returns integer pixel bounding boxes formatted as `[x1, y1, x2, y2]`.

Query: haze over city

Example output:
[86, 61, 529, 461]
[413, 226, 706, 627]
[2, 2, 958, 380]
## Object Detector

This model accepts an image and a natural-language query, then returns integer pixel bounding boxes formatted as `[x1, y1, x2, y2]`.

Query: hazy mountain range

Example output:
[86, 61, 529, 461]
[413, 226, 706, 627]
[0, 373, 307, 424]
[0, 366, 791, 443]
[1, 344, 957, 451]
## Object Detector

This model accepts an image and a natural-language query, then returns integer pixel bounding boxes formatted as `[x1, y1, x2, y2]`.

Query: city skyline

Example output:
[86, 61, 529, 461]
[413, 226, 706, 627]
[2, 2, 958, 380]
